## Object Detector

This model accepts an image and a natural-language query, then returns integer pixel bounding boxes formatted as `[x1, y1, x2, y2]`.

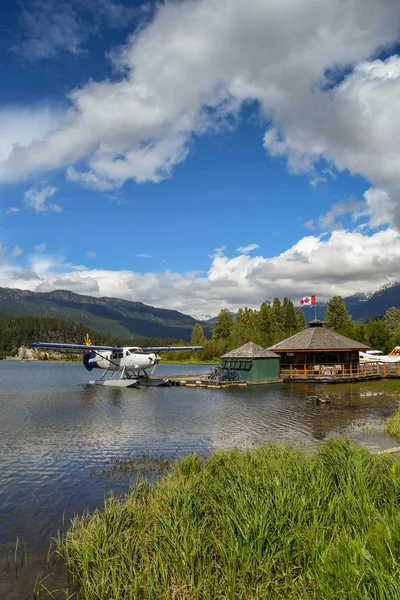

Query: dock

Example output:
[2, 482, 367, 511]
[143, 374, 282, 387]
[166, 374, 249, 388]
[281, 362, 400, 383]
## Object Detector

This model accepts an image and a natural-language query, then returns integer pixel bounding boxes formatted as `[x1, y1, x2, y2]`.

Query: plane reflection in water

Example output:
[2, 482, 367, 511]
[29, 335, 203, 388]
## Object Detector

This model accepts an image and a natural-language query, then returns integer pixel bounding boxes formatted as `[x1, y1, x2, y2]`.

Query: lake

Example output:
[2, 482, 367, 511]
[1, 360, 399, 598]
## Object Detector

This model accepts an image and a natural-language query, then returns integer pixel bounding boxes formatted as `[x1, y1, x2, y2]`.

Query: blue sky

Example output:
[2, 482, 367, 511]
[1, 0, 400, 317]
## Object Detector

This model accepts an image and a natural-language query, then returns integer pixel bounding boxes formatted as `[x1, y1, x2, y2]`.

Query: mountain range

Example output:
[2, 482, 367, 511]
[1, 282, 399, 341]
[300, 282, 400, 322]
[0, 288, 212, 340]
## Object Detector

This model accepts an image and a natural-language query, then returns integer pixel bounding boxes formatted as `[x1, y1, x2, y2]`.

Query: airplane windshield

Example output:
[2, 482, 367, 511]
[129, 348, 143, 353]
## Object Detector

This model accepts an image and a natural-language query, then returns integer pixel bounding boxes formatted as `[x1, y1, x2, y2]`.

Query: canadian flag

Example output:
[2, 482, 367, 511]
[299, 295, 316, 306]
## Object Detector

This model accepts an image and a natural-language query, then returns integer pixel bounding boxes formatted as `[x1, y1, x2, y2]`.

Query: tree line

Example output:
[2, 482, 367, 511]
[185, 296, 400, 361]
[180, 297, 307, 361]
[0, 315, 179, 358]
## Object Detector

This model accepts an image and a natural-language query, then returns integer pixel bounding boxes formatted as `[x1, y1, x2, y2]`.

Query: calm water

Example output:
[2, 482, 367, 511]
[1, 360, 400, 598]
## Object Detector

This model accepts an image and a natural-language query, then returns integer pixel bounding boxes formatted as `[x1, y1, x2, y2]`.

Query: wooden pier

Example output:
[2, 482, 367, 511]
[281, 362, 400, 383]
[166, 374, 248, 388]
[147, 361, 400, 387]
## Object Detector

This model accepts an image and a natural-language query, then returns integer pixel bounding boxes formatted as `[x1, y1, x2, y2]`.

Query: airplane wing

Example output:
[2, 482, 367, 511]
[142, 346, 204, 352]
[29, 342, 123, 351]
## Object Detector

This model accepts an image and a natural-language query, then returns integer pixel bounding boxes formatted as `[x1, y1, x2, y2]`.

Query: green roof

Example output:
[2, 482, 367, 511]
[221, 342, 280, 359]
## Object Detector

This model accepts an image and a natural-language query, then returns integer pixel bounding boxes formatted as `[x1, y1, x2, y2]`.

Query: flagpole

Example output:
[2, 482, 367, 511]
[315, 301, 317, 320]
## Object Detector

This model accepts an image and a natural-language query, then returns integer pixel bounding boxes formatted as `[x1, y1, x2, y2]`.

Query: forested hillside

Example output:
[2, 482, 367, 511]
[0, 316, 179, 357]
[0, 288, 212, 340]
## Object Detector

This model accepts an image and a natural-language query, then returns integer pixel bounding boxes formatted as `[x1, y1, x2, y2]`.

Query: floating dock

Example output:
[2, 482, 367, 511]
[167, 374, 248, 388]
[142, 374, 281, 388]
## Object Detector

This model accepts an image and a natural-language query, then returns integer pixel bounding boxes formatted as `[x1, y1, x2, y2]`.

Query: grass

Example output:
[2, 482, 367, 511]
[53, 438, 400, 599]
[385, 405, 400, 440]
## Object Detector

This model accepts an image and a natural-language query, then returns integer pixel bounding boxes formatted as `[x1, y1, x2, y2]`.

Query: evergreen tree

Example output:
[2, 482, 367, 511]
[282, 297, 298, 334]
[384, 307, 400, 334]
[212, 309, 234, 341]
[365, 320, 391, 354]
[296, 309, 306, 331]
[324, 296, 353, 334]
[191, 323, 207, 346]
[271, 298, 284, 343]
[230, 307, 261, 347]
[258, 301, 275, 346]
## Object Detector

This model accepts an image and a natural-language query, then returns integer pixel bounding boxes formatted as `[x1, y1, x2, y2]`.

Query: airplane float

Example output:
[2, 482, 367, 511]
[29, 335, 204, 388]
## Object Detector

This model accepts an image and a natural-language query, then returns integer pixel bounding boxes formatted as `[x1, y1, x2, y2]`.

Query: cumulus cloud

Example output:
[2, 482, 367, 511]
[24, 185, 62, 213]
[1, 0, 400, 231]
[6, 207, 20, 215]
[34, 243, 47, 252]
[0, 106, 63, 165]
[2, 228, 400, 316]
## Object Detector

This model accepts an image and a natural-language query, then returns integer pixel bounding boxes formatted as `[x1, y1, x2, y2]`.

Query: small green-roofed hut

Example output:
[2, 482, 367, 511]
[221, 342, 281, 383]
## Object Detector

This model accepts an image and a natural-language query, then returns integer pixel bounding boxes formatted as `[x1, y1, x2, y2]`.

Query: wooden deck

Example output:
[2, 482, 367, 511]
[166, 374, 249, 388]
[281, 362, 400, 382]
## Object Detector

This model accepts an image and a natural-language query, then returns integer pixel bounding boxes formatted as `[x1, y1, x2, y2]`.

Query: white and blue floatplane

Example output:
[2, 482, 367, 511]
[29, 335, 203, 388]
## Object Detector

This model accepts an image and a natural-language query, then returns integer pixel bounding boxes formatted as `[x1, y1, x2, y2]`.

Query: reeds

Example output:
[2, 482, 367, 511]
[56, 439, 400, 599]
[385, 405, 400, 439]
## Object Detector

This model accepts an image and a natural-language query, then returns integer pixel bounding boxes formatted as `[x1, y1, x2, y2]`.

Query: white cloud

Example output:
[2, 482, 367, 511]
[15, 0, 139, 60]
[17, 0, 83, 60]
[236, 243, 259, 254]
[34, 243, 46, 252]
[86, 250, 97, 258]
[6, 207, 20, 214]
[208, 246, 226, 259]
[1, 0, 400, 234]
[0, 106, 63, 165]
[3, 228, 400, 316]
[362, 188, 397, 228]
[136, 253, 152, 258]
[316, 197, 365, 231]
[24, 185, 61, 213]
[10, 246, 23, 258]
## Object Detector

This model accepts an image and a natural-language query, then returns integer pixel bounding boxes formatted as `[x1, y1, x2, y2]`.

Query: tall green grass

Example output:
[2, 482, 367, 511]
[385, 406, 400, 440]
[56, 439, 400, 599]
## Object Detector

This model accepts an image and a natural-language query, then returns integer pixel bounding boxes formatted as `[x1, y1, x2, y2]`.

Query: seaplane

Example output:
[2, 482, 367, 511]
[359, 348, 400, 364]
[29, 335, 203, 388]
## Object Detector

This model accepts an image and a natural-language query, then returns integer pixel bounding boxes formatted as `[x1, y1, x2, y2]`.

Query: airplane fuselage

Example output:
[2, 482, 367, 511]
[87, 347, 160, 372]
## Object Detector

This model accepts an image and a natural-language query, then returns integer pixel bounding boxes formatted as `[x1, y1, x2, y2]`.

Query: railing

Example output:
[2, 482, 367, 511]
[281, 362, 400, 381]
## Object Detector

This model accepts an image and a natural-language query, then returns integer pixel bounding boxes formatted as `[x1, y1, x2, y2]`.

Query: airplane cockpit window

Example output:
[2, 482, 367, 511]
[129, 348, 143, 353]
[118, 353, 123, 358]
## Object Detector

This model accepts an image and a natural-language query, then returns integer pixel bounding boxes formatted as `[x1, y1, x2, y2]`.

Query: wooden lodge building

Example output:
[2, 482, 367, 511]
[269, 319, 374, 382]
